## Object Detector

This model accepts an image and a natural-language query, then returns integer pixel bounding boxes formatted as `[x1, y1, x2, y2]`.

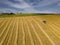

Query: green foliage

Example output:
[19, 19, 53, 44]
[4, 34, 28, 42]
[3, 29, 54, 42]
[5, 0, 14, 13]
[0, 13, 60, 18]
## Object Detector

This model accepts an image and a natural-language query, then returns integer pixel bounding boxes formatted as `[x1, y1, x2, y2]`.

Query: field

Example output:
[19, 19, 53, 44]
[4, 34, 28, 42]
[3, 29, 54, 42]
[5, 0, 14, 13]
[0, 14, 60, 45]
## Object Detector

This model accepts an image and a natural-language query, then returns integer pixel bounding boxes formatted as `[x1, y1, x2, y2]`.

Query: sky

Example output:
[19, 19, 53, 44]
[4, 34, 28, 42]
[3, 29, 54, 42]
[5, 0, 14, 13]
[0, 0, 60, 13]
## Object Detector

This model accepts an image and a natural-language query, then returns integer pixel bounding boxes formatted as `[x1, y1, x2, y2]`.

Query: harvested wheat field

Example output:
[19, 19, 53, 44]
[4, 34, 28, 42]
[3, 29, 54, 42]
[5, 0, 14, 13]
[0, 15, 60, 45]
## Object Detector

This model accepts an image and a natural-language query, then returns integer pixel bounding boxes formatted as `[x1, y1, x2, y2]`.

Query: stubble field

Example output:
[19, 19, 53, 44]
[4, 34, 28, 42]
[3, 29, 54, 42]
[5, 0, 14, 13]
[0, 15, 60, 45]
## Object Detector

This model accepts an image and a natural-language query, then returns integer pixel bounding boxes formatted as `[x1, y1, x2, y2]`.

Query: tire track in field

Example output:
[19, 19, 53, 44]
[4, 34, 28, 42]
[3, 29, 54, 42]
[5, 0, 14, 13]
[34, 17, 60, 33]
[0, 20, 7, 34]
[3, 18, 15, 45]
[9, 18, 18, 45]
[17, 17, 24, 45]
[34, 18, 59, 45]
[43, 22, 60, 45]
[0, 19, 9, 43]
[26, 18, 43, 45]
[45, 22, 60, 39]
[29, 17, 53, 45]
[33, 17, 59, 38]
[53, 23, 60, 33]
[31, 18, 55, 45]
[47, 24, 60, 45]
[0, 18, 13, 45]
[14, 17, 19, 45]
[23, 18, 34, 45]
[21, 17, 25, 45]
[51, 24, 60, 33]
[34, 17, 58, 33]
[23, 17, 38, 45]
[0, 19, 7, 29]
[54, 23, 60, 28]
[47, 24, 60, 38]
[1, 18, 15, 45]
[0, 18, 11, 38]
[7, 18, 16, 45]
[33, 17, 60, 45]
[52, 24, 60, 32]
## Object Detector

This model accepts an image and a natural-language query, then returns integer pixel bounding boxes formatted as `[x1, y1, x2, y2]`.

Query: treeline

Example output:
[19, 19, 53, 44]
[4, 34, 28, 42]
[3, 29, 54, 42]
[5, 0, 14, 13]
[33, 13, 60, 15]
[0, 13, 60, 15]
[0, 13, 16, 15]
